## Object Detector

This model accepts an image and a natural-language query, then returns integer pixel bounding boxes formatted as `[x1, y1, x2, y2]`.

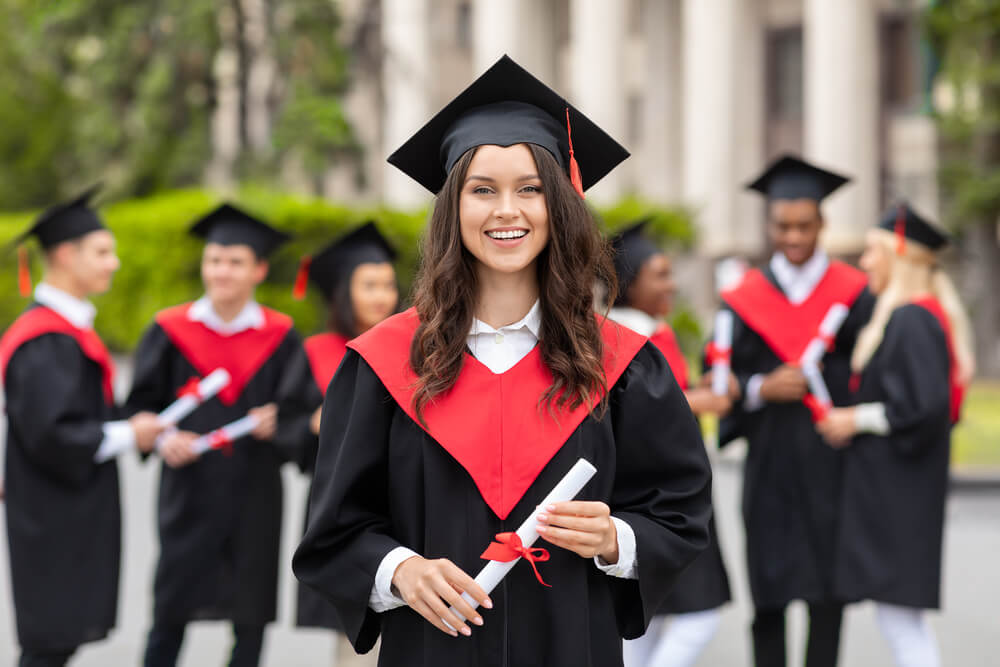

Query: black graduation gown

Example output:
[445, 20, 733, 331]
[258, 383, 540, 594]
[2, 310, 121, 651]
[274, 343, 343, 630]
[718, 266, 875, 610]
[126, 318, 309, 626]
[293, 317, 713, 667]
[833, 303, 952, 609]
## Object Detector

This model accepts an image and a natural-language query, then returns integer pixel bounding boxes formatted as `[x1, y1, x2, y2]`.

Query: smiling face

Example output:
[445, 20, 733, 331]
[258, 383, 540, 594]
[48, 229, 121, 296]
[626, 252, 675, 318]
[859, 230, 893, 295]
[201, 243, 268, 307]
[350, 262, 398, 333]
[458, 144, 550, 282]
[768, 198, 824, 266]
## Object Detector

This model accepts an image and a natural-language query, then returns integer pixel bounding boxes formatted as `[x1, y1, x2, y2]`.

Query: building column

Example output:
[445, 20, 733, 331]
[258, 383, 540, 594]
[638, 0, 683, 203]
[473, 0, 556, 82]
[569, 0, 627, 203]
[381, 0, 432, 207]
[804, 0, 879, 253]
[682, 0, 765, 258]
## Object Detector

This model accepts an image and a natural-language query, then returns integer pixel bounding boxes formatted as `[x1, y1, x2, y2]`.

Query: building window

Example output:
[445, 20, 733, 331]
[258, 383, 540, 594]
[456, 1, 472, 51]
[881, 14, 921, 113]
[767, 27, 803, 120]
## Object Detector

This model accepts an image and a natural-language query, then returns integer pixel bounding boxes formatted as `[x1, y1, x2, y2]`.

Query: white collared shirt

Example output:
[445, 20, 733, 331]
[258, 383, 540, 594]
[188, 296, 265, 336]
[32, 283, 134, 462]
[369, 300, 639, 613]
[607, 306, 659, 337]
[745, 250, 831, 411]
[769, 249, 830, 306]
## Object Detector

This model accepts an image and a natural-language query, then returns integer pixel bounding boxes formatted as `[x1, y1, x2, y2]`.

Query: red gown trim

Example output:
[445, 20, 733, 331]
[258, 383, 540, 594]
[911, 296, 965, 424]
[0, 306, 115, 404]
[155, 303, 293, 406]
[347, 308, 647, 520]
[721, 261, 868, 363]
[305, 332, 350, 395]
[649, 324, 689, 390]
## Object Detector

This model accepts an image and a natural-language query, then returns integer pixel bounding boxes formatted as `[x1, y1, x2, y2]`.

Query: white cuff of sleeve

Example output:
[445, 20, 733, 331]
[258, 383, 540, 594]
[95, 421, 136, 463]
[369, 546, 419, 612]
[744, 374, 766, 412]
[854, 402, 890, 435]
[594, 517, 638, 580]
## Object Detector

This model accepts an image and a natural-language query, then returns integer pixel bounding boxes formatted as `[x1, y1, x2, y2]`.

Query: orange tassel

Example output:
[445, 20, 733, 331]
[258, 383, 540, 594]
[17, 246, 31, 297]
[894, 204, 906, 255]
[565, 107, 585, 199]
[292, 255, 312, 300]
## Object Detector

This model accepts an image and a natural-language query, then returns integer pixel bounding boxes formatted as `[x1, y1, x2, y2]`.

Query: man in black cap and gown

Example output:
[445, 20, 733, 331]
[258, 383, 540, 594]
[1, 189, 165, 666]
[126, 203, 312, 667]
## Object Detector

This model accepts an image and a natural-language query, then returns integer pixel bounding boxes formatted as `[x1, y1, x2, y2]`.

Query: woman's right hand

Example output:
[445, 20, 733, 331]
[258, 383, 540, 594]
[391, 555, 492, 638]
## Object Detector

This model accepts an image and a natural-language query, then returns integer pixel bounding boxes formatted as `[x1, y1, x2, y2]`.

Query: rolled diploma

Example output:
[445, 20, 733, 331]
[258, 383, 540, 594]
[157, 368, 231, 426]
[711, 311, 734, 396]
[190, 414, 260, 455]
[799, 304, 849, 367]
[449, 458, 598, 623]
[802, 363, 832, 409]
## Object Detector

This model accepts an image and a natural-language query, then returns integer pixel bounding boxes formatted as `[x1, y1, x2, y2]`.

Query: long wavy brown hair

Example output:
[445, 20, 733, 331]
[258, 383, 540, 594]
[409, 143, 618, 423]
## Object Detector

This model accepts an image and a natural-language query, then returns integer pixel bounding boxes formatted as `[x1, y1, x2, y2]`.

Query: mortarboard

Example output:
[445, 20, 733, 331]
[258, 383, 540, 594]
[878, 201, 950, 254]
[189, 203, 291, 259]
[747, 154, 851, 203]
[610, 218, 661, 304]
[387, 55, 630, 197]
[293, 222, 397, 300]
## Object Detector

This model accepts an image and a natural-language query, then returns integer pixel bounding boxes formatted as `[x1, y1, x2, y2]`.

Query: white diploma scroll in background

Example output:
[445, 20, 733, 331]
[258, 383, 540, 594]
[802, 362, 833, 410]
[157, 368, 231, 426]
[448, 458, 598, 624]
[711, 310, 734, 396]
[799, 304, 849, 367]
[190, 414, 261, 455]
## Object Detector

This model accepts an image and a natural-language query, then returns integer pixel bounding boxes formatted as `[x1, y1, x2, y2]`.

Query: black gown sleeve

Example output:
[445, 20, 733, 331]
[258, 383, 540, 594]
[606, 342, 713, 638]
[125, 322, 175, 416]
[274, 332, 323, 469]
[875, 305, 951, 456]
[5, 334, 107, 488]
[292, 349, 402, 651]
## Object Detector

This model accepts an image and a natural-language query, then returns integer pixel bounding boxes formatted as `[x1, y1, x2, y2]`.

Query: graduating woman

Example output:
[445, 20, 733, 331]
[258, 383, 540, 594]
[608, 222, 733, 667]
[293, 56, 713, 667]
[277, 222, 398, 664]
[817, 203, 974, 667]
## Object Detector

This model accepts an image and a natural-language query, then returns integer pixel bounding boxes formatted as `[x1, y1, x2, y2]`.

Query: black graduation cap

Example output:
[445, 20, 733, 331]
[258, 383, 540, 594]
[293, 221, 397, 300]
[387, 55, 630, 197]
[747, 154, 851, 203]
[11, 185, 107, 296]
[610, 218, 661, 305]
[878, 201, 950, 252]
[15, 184, 106, 250]
[189, 203, 290, 258]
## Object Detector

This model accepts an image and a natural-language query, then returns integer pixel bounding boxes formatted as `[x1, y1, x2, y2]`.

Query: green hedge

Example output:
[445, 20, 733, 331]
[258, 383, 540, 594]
[0, 188, 695, 352]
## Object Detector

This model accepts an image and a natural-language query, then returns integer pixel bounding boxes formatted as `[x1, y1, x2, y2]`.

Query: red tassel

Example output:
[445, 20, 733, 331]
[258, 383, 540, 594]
[17, 246, 31, 298]
[565, 107, 585, 199]
[894, 204, 906, 256]
[292, 255, 312, 300]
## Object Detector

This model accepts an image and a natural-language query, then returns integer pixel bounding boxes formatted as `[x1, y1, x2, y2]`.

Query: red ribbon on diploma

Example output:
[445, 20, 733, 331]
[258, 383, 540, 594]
[209, 430, 233, 456]
[705, 342, 732, 365]
[803, 394, 830, 423]
[176, 377, 203, 401]
[481, 532, 552, 587]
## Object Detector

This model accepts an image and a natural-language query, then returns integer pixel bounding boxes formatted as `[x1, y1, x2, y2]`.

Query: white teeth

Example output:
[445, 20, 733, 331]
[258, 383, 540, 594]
[487, 230, 528, 240]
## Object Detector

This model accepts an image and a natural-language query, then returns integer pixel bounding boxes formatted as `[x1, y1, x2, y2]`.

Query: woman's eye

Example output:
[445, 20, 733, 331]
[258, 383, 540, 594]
[520, 185, 542, 194]
[472, 186, 493, 195]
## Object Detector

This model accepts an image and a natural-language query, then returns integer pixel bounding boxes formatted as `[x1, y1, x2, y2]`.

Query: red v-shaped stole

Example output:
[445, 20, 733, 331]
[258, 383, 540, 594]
[348, 308, 647, 520]
[0, 306, 115, 404]
[305, 332, 349, 395]
[650, 324, 689, 390]
[156, 303, 293, 405]
[911, 296, 964, 424]
[721, 261, 867, 363]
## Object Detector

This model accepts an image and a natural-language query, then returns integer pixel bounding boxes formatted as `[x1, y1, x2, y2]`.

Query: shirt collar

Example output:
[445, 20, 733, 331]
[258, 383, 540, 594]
[188, 295, 265, 336]
[34, 282, 97, 329]
[607, 306, 659, 337]
[769, 249, 830, 305]
[469, 299, 543, 339]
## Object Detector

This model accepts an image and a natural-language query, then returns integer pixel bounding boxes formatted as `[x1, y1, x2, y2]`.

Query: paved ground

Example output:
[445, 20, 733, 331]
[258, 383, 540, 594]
[1, 366, 997, 665]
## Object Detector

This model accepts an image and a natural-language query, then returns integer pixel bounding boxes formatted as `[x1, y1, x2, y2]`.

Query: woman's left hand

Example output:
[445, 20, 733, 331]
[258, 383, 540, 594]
[536, 501, 619, 563]
[817, 407, 857, 448]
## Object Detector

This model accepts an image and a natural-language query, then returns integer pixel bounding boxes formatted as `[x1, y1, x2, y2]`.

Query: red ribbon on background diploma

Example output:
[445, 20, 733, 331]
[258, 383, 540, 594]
[176, 377, 204, 401]
[208, 430, 234, 456]
[803, 394, 830, 422]
[481, 532, 552, 587]
[704, 342, 732, 365]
